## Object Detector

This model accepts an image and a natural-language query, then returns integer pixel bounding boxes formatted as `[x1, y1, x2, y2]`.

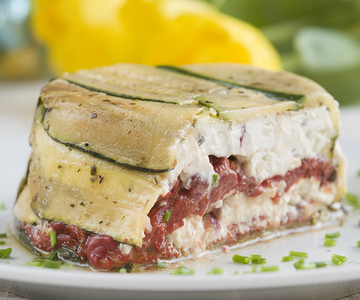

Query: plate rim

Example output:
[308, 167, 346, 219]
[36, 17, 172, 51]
[1, 261, 360, 291]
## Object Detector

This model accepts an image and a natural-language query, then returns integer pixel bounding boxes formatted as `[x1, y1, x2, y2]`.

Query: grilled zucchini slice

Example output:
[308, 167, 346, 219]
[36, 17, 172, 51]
[41, 79, 204, 172]
[163, 63, 340, 131]
[61, 63, 223, 105]
[197, 88, 300, 121]
[23, 109, 169, 247]
[157, 65, 305, 101]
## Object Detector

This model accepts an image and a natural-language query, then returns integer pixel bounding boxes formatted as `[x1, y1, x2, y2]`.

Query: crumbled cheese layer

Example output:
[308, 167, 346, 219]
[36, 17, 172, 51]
[162, 106, 337, 190]
[168, 177, 337, 256]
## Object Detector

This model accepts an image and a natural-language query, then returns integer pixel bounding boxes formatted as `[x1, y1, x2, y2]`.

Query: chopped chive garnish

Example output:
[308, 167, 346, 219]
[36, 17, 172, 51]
[357, 170, 360, 177]
[345, 193, 360, 209]
[208, 268, 223, 275]
[293, 258, 305, 269]
[48, 250, 57, 260]
[297, 263, 316, 270]
[119, 268, 127, 273]
[26, 261, 42, 267]
[50, 230, 57, 247]
[33, 257, 44, 262]
[163, 210, 171, 222]
[332, 254, 347, 263]
[258, 258, 266, 264]
[259, 266, 278, 272]
[156, 261, 168, 268]
[233, 271, 240, 275]
[357, 241, 360, 247]
[250, 254, 262, 260]
[289, 251, 308, 258]
[0, 203, 5, 210]
[170, 266, 194, 275]
[0, 248, 12, 259]
[0, 241, 5, 245]
[0, 233, 7, 238]
[332, 257, 343, 266]
[325, 232, 340, 239]
[282, 256, 294, 261]
[232, 254, 250, 264]
[251, 258, 266, 264]
[42, 259, 61, 269]
[315, 262, 327, 268]
[212, 173, 219, 187]
[324, 238, 337, 246]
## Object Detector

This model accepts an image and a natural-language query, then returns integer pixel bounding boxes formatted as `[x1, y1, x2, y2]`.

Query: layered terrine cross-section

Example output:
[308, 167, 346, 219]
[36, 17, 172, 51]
[13, 63, 346, 270]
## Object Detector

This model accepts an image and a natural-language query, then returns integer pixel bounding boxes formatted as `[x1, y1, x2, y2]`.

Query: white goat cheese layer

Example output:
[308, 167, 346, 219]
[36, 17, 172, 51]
[163, 106, 337, 191]
[168, 177, 336, 256]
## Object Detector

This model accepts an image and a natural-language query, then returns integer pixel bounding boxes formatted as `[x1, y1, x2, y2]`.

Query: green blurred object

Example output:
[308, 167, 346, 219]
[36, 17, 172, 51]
[205, 0, 360, 105]
[294, 27, 360, 74]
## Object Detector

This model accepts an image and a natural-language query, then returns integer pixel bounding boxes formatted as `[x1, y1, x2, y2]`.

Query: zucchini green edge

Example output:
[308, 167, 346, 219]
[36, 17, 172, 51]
[157, 65, 305, 102]
[40, 106, 171, 173]
[56, 245, 84, 265]
[54, 78, 179, 105]
[15, 223, 41, 256]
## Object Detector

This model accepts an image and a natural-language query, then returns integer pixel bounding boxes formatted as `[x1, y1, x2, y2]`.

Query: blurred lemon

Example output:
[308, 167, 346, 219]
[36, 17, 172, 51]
[30, 0, 281, 74]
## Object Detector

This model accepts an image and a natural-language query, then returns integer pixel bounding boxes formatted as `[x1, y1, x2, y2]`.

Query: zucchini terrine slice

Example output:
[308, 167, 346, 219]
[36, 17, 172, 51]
[13, 63, 346, 270]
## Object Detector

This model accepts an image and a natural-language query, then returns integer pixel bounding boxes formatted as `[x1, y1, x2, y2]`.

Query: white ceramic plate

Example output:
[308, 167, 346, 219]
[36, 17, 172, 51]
[1, 85, 360, 299]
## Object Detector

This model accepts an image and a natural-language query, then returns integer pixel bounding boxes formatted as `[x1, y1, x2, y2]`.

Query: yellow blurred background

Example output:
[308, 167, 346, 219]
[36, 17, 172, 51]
[1, 0, 360, 104]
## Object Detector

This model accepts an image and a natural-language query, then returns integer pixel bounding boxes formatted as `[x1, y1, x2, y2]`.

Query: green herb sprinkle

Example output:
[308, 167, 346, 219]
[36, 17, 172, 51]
[50, 230, 57, 248]
[170, 266, 194, 275]
[0, 248, 12, 259]
[325, 232, 340, 239]
[324, 238, 337, 246]
[232, 254, 250, 264]
[289, 251, 308, 258]
[163, 210, 171, 222]
[208, 268, 223, 275]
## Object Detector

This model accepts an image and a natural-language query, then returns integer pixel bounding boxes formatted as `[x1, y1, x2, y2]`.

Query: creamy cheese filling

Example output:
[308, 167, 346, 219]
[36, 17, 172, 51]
[168, 177, 337, 256]
[161, 106, 337, 193]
